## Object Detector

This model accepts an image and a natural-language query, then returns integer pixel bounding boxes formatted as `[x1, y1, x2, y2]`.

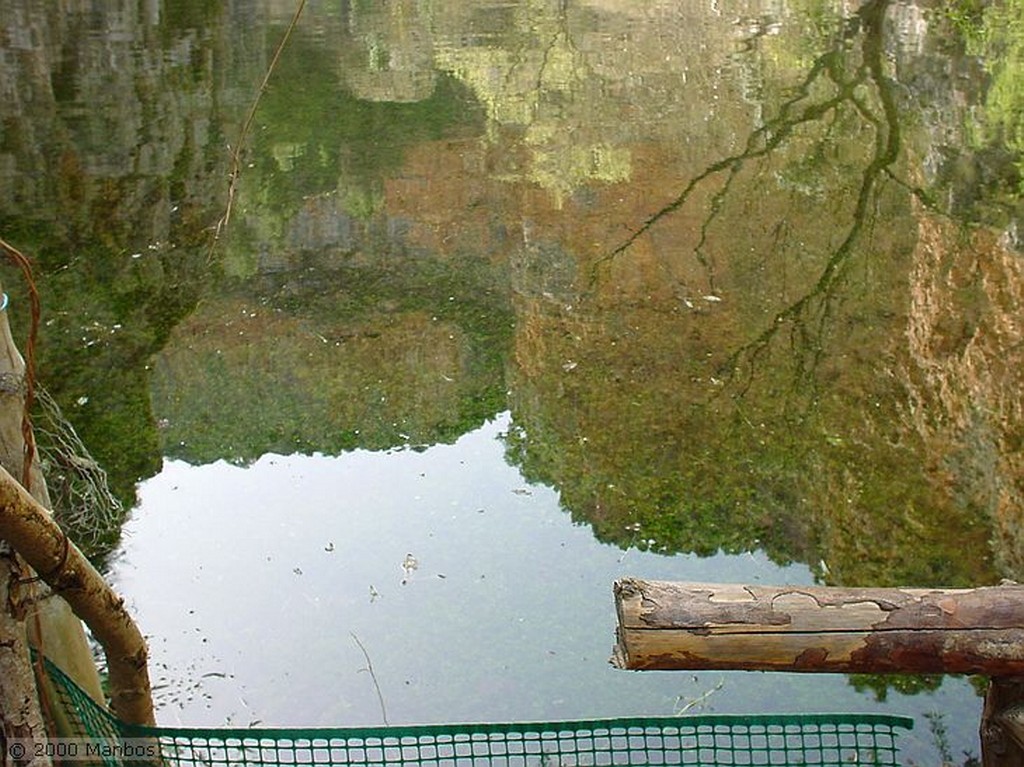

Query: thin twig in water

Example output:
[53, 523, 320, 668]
[674, 679, 724, 715]
[351, 632, 389, 725]
[210, 0, 308, 254]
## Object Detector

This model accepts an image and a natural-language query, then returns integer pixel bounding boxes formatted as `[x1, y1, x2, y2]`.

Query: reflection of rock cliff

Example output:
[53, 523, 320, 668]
[0, 2, 255, 511]
[236, 0, 1019, 586]
[4, 0, 1020, 585]
[339, 0, 437, 103]
[176, 24, 509, 464]
[502, 0, 1007, 587]
[899, 210, 1024, 578]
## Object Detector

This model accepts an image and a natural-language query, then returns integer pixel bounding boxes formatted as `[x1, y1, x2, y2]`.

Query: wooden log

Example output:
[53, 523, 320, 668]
[0, 462, 155, 726]
[982, 678, 1024, 767]
[613, 578, 1024, 675]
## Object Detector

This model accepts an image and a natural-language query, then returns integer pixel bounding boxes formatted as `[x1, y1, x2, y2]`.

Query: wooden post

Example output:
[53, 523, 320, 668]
[612, 579, 1024, 767]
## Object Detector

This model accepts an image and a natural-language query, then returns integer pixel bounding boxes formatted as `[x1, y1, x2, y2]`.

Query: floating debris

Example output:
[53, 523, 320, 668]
[401, 553, 418, 584]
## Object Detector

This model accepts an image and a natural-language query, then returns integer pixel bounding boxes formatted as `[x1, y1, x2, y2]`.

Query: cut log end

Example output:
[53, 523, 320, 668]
[610, 638, 629, 670]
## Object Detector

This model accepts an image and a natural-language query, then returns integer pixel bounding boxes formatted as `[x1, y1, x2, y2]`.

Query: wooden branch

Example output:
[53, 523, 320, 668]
[0, 465, 154, 725]
[613, 578, 1024, 675]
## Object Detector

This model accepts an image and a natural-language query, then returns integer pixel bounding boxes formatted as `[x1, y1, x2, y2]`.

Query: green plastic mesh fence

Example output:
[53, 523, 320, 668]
[44, 658, 913, 767]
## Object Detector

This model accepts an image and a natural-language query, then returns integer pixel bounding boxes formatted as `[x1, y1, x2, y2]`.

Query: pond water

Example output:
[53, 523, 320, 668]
[3, 1, 1024, 765]
[115, 413, 976, 763]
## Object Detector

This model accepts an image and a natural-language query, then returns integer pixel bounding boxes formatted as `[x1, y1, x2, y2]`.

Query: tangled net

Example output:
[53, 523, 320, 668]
[3, 237, 123, 559]
[33, 386, 124, 558]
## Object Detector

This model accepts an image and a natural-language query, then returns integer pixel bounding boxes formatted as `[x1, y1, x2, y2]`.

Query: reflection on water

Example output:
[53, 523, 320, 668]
[114, 414, 977, 765]
[3, 1, 1024, 764]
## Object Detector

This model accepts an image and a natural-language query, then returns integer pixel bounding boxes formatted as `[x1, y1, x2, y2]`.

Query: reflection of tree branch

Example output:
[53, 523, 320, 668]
[588, 0, 901, 397]
[593, 45, 863, 286]
[719, 0, 899, 394]
[506, 0, 580, 113]
[883, 168, 943, 213]
[537, 0, 578, 94]
[211, 0, 307, 254]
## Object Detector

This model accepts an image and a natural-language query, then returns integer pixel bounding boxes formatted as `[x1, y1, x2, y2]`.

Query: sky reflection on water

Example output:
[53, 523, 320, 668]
[112, 413, 977, 762]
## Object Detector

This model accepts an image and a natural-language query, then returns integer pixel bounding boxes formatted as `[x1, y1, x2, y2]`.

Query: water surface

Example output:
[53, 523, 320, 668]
[4, 2, 1024, 764]
[115, 414, 976, 766]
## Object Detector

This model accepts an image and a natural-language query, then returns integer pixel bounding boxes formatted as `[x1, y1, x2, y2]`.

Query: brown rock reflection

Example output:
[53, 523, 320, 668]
[1, 0, 1020, 587]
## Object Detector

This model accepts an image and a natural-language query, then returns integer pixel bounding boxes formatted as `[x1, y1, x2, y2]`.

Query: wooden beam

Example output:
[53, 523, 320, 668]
[613, 578, 1024, 675]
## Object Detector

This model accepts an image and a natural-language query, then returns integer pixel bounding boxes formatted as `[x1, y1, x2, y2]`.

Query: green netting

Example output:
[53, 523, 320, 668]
[44, 658, 913, 767]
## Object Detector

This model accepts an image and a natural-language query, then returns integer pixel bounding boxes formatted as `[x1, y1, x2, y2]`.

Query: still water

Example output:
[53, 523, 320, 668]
[3, 0, 1024, 764]
[116, 413, 975, 763]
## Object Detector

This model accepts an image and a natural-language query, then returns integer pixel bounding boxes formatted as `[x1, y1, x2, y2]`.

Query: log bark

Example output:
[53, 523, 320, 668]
[981, 678, 1024, 767]
[613, 579, 1024, 675]
[1, 544, 52, 767]
[0, 465, 155, 726]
